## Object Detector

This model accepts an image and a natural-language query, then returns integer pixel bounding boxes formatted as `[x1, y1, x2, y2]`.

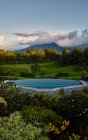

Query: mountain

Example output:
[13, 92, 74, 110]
[16, 43, 88, 53]
[78, 44, 88, 48]
[16, 43, 71, 53]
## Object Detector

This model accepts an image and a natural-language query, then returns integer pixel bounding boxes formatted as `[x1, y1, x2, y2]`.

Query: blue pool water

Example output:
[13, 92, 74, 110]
[13, 79, 82, 90]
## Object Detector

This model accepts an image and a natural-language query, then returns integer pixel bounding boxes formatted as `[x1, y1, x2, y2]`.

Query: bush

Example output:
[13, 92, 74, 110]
[81, 75, 88, 81]
[0, 76, 17, 80]
[57, 93, 88, 136]
[0, 112, 49, 140]
[41, 94, 62, 113]
[81, 71, 88, 81]
[31, 64, 41, 73]
[20, 72, 36, 78]
[34, 93, 63, 113]
[21, 106, 62, 126]
[81, 87, 88, 94]
[56, 73, 69, 77]
[6, 89, 34, 113]
[0, 97, 7, 116]
[58, 93, 88, 122]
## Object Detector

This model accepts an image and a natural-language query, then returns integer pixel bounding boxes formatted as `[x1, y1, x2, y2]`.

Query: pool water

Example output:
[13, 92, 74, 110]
[13, 79, 82, 90]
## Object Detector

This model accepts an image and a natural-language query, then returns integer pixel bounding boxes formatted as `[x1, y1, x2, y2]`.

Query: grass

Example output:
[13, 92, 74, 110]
[0, 61, 87, 80]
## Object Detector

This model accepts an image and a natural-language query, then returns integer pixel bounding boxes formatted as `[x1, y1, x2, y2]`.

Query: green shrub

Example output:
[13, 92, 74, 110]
[0, 76, 17, 80]
[5, 86, 40, 114]
[81, 75, 88, 81]
[40, 94, 61, 113]
[34, 93, 63, 113]
[58, 93, 88, 123]
[56, 73, 69, 77]
[20, 72, 36, 78]
[0, 112, 49, 140]
[6, 89, 33, 113]
[31, 64, 41, 73]
[21, 106, 62, 126]
[57, 93, 88, 136]
[0, 97, 7, 116]
[81, 87, 88, 94]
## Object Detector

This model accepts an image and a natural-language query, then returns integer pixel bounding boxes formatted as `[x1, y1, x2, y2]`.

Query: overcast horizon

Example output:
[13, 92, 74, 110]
[0, 0, 88, 50]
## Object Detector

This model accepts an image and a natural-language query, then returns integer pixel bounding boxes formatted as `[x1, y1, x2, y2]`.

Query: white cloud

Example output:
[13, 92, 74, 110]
[0, 35, 13, 50]
[13, 31, 67, 48]
[1, 29, 88, 50]
[13, 29, 88, 49]
[0, 36, 5, 47]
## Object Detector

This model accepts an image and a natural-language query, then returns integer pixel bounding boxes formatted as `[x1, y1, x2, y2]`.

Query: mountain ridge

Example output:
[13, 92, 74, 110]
[16, 43, 88, 53]
[16, 43, 71, 53]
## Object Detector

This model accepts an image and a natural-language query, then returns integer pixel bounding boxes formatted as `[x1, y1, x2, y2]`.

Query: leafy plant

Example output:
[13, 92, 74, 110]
[21, 106, 62, 126]
[0, 97, 7, 116]
[0, 112, 50, 140]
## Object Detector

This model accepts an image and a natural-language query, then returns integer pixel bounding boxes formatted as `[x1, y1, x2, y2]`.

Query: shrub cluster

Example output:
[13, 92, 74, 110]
[0, 81, 88, 139]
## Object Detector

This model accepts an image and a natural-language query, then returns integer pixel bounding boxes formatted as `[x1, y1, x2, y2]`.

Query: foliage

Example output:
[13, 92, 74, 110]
[56, 72, 69, 77]
[58, 93, 88, 122]
[31, 63, 41, 73]
[21, 106, 62, 126]
[0, 112, 50, 140]
[49, 120, 70, 134]
[81, 72, 88, 81]
[20, 72, 36, 77]
[81, 87, 88, 94]
[36, 94, 62, 113]
[69, 133, 80, 140]
[5, 88, 35, 113]
[0, 62, 87, 80]
[0, 83, 88, 139]
[0, 48, 88, 67]
[0, 97, 7, 116]
[57, 93, 88, 137]
[0, 48, 59, 64]
[0, 80, 16, 97]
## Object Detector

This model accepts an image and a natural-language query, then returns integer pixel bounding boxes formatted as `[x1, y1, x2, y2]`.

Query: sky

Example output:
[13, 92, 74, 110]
[0, 0, 88, 50]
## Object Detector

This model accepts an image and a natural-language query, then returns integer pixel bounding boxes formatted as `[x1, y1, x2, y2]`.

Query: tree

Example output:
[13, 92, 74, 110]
[71, 48, 84, 65]
[60, 49, 70, 65]
[31, 64, 41, 73]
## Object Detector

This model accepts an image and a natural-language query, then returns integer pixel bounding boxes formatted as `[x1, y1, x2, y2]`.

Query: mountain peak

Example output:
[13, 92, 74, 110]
[16, 43, 65, 53]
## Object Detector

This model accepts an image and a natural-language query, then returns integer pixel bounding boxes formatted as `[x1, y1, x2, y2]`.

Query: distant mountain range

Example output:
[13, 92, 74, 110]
[16, 43, 88, 53]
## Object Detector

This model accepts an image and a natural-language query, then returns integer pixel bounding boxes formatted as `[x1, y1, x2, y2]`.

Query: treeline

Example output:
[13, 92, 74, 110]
[60, 48, 88, 66]
[0, 48, 59, 64]
[0, 48, 88, 66]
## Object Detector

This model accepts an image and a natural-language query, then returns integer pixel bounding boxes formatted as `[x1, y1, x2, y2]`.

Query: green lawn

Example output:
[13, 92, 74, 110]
[0, 61, 87, 80]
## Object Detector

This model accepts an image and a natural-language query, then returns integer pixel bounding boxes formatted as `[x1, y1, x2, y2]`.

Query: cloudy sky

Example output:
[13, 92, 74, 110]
[0, 0, 88, 50]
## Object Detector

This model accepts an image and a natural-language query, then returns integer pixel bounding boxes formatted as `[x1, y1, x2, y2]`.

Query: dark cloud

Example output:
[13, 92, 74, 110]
[68, 31, 78, 39]
[82, 29, 88, 36]
[13, 31, 50, 37]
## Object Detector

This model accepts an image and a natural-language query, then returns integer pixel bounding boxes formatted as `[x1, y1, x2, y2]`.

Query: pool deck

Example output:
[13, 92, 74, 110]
[18, 80, 88, 95]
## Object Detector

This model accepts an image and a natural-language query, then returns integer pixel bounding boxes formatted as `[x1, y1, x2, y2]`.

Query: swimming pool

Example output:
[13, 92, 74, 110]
[13, 79, 82, 90]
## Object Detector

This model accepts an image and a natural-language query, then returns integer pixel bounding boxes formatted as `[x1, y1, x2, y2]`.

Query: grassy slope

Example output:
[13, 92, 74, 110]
[0, 61, 85, 80]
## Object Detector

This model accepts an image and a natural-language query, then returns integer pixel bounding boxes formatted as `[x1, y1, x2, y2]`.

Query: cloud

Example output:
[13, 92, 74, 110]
[13, 31, 50, 38]
[0, 36, 5, 46]
[82, 29, 88, 36]
[57, 29, 88, 47]
[0, 35, 16, 50]
[13, 31, 67, 47]
[1, 29, 88, 50]
[0, 36, 9, 49]
[68, 31, 78, 39]
[13, 29, 88, 48]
